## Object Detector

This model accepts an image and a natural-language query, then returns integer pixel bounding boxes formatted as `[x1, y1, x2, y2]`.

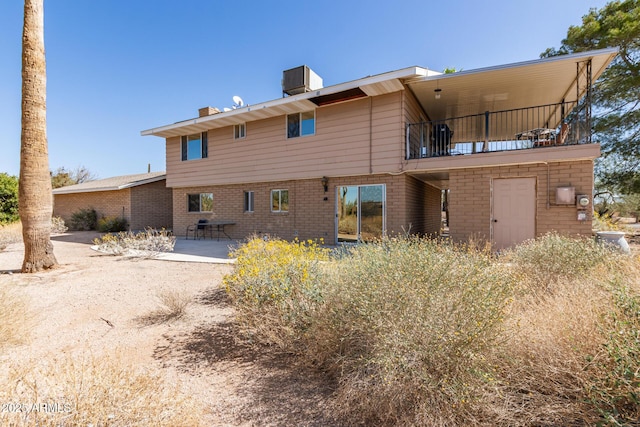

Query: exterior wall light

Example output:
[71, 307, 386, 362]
[322, 176, 329, 192]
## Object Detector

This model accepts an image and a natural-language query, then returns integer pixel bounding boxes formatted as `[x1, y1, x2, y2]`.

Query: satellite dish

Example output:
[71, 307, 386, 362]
[223, 107, 232, 112]
[232, 95, 244, 107]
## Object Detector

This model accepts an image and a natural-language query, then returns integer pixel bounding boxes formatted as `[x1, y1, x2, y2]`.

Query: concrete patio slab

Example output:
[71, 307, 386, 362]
[156, 237, 239, 263]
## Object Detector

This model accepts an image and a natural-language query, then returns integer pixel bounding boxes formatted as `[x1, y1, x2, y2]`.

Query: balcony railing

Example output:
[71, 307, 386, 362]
[406, 100, 590, 160]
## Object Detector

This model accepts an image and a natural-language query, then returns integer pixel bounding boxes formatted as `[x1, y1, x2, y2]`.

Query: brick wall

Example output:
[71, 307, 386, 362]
[172, 174, 425, 244]
[53, 190, 131, 226]
[53, 180, 173, 231]
[130, 180, 173, 230]
[448, 160, 594, 244]
[404, 175, 442, 237]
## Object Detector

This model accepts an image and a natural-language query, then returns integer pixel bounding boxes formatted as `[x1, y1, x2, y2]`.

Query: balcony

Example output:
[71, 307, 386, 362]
[405, 100, 590, 160]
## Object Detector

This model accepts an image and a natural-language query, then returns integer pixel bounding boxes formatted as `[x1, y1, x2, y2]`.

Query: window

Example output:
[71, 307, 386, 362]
[244, 191, 254, 212]
[287, 111, 315, 138]
[234, 123, 246, 139]
[188, 193, 213, 212]
[271, 189, 289, 212]
[181, 132, 208, 161]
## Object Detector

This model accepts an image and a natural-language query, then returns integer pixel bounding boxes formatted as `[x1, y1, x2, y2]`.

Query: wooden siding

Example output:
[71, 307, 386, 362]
[166, 92, 404, 188]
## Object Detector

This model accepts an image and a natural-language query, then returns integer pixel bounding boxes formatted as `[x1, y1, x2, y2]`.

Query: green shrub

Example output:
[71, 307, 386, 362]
[97, 216, 128, 232]
[69, 208, 97, 231]
[0, 173, 19, 225]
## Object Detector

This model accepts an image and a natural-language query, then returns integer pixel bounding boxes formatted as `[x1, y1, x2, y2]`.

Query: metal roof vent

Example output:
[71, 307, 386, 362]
[282, 65, 323, 97]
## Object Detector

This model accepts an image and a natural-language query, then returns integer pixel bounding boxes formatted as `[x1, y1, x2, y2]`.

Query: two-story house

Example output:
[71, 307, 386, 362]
[142, 48, 617, 249]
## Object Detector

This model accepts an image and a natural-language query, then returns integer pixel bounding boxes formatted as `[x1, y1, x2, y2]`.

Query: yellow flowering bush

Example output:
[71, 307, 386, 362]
[224, 236, 329, 348]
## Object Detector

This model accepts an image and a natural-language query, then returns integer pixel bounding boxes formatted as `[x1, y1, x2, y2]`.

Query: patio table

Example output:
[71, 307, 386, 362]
[187, 220, 235, 241]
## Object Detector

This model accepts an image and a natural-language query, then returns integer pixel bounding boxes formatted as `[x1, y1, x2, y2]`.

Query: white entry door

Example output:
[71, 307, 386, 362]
[492, 178, 536, 250]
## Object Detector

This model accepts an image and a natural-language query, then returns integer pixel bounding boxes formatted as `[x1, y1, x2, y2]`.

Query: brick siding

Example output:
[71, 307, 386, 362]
[53, 180, 172, 231]
[172, 174, 439, 244]
[130, 180, 173, 230]
[448, 160, 594, 243]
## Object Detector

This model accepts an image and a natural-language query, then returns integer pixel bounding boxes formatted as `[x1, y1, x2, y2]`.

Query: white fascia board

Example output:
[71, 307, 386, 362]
[405, 47, 619, 84]
[52, 175, 166, 194]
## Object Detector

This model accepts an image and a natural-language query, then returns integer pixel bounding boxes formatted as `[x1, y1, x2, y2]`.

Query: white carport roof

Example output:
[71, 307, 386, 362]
[141, 48, 617, 139]
[406, 48, 618, 122]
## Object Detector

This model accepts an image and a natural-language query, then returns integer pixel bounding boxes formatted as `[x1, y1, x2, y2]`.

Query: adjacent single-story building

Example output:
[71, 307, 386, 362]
[141, 48, 618, 249]
[52, 172, 173, 230]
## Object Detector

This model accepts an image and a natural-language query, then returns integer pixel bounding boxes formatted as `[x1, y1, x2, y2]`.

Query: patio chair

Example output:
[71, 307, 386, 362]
[186, 219, 209, 240]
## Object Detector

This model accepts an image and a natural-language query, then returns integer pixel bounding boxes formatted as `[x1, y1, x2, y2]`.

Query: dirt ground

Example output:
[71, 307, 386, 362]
[0, 232, 340, 426]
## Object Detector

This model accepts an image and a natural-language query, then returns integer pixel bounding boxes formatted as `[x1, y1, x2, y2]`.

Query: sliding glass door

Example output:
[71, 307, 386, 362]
[336, 184, 385, 242]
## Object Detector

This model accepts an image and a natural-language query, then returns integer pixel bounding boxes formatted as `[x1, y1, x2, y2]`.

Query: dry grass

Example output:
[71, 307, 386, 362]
[136, 290, 191, 326]
[0, 352, 206, 426]
[0, 221, 22, 251]
[0, 286, 32, 351]
[0, 282, 205, 426]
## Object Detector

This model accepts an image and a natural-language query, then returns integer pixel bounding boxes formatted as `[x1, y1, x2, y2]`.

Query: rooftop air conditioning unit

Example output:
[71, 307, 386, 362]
[282, 65, 323, 96]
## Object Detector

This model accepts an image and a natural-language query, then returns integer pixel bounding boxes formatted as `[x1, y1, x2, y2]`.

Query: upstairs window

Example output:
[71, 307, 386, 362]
[234, 123, 246, 139]
[287, 111, 315, 138]
[181, 132, 208, 161]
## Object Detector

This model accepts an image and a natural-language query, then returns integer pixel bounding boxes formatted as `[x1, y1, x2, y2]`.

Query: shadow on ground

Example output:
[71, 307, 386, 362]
[153, 286, 346, 426]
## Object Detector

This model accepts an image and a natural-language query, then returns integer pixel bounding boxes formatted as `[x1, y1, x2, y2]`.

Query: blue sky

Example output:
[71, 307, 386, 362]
[0, 0, 610, 179]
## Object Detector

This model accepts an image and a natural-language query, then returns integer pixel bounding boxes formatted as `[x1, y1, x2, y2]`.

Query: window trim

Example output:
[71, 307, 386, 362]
[181, 132, 208, 161]
[271, 189, 289, 213]
[187, 193, 213, 213]
[234, 123, 246, 140]
[244, 190, 254, 213]
[286, 111, 315, 139]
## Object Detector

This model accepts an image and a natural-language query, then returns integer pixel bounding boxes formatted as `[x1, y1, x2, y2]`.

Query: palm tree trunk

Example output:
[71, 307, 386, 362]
[20, 0, 57, 272]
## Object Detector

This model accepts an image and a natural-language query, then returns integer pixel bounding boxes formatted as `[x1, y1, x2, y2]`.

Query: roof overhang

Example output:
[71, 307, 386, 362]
[141, 67, 438, 139]
[141, 48, 617, 140]
[52, 174, 166, 195]
[405, 48, 618, 121]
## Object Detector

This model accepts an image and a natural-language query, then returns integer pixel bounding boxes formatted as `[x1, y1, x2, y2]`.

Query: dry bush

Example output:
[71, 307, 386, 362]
[0, 352, 206, 426]
[0, 221, 22, 251]
[224, 234, 640, 426]
[0, 286, 32, 350]
[50, 216, 68, 234]
[93, 228, 176, 257]
[136, 290, 191, 326]
[483, 235, 640, 426]
[308, 238, 514, 426]
[223, 236, 329, 349]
